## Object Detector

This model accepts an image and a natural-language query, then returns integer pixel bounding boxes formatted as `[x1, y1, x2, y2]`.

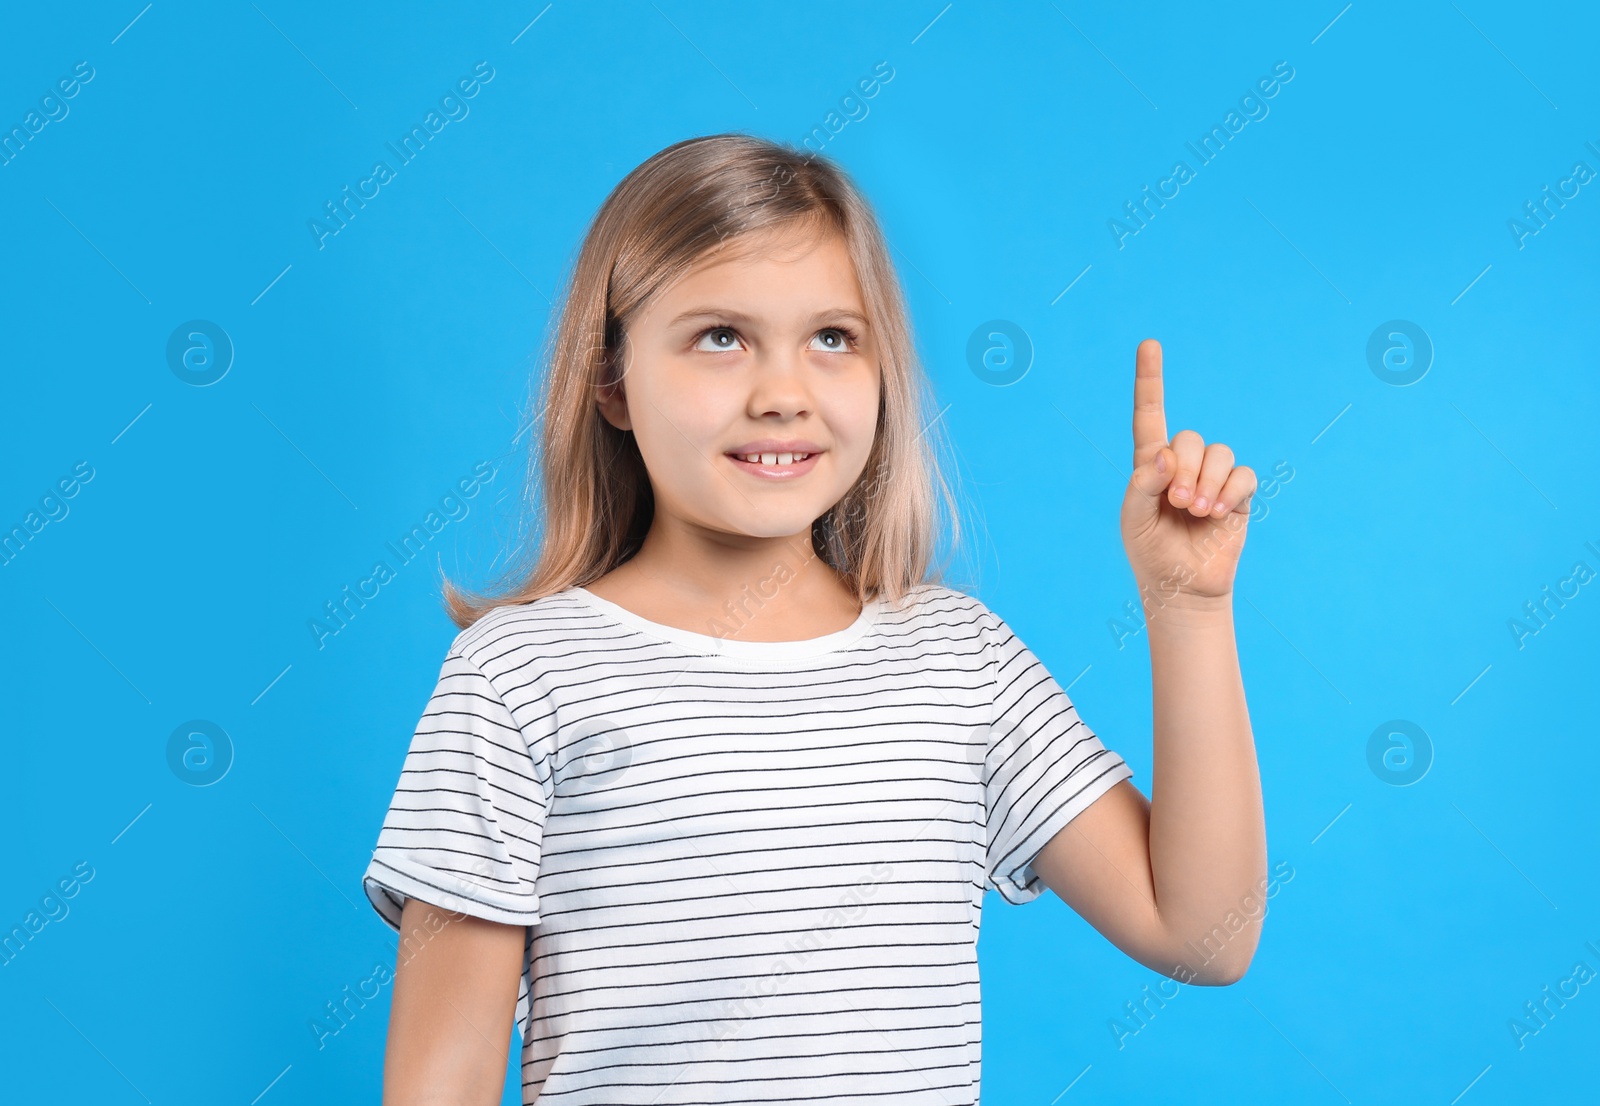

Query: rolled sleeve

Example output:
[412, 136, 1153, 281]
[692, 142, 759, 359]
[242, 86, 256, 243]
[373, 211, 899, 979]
[981, 608, 1135, 905]
[362, 648, 551, 929]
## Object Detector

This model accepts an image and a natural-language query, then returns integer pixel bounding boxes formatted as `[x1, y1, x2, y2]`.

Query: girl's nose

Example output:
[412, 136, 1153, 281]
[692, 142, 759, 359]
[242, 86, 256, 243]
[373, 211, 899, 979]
[745, 353, 813, 418]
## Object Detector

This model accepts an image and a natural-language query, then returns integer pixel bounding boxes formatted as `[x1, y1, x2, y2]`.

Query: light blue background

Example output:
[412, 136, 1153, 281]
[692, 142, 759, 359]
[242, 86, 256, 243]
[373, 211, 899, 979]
[2, 2, 1596, 1103]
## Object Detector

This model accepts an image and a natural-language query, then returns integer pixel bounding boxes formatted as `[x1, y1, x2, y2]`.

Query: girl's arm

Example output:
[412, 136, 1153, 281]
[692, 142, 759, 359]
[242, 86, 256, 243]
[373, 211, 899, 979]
[384, 897, 525, 1104]
[1031, 595, 1264, 984]
[1030, 338, 1266, 985]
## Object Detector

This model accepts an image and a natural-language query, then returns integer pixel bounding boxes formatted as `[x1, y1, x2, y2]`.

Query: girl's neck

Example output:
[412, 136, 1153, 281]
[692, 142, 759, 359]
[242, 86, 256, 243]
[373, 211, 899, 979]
[582, 534, 862, 643]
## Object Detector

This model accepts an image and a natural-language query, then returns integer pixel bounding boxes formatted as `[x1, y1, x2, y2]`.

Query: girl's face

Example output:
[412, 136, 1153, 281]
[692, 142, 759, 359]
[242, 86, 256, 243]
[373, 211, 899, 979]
[598, 224, 881, 546]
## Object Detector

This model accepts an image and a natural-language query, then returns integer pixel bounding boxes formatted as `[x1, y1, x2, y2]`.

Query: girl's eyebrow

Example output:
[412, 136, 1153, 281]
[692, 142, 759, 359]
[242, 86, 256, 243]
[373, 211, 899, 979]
[667, 307, 870, 330]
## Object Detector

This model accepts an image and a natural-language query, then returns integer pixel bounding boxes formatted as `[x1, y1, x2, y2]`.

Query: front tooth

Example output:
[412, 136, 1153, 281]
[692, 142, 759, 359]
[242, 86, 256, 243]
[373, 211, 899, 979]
[761, 453, 778, 464]
[776, 452, 793, 465]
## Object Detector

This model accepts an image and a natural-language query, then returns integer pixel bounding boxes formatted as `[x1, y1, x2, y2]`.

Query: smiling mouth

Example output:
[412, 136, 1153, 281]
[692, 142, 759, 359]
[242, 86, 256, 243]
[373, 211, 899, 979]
[728, 451, 812, 465]
[724, 451, 822, 478]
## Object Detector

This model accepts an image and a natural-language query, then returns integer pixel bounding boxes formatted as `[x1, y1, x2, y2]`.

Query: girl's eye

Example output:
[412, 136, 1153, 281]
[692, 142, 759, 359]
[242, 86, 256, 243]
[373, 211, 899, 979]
[694, 327, 745, 352]
[692, 324, 860, 353]
[810, 326, 860, 353]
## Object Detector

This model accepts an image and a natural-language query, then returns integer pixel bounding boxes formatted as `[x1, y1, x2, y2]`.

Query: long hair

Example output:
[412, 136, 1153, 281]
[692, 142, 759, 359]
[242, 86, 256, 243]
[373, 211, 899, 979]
[442, 132, 967, 628]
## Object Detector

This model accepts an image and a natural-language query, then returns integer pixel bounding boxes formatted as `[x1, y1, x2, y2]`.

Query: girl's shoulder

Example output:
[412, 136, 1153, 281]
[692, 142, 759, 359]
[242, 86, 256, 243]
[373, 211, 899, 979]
[893, 580, 993, 619]
[892, 580, 966, 609]
[882, 581, 1006, 642]
[892, 583, 1054, 654]
[444, 588, 600, 668]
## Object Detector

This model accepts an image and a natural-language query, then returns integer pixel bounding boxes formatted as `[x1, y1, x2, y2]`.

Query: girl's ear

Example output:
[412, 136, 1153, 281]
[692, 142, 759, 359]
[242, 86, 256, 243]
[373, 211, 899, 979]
[594, 317, 632, 430]
[594, 378, 631, 431]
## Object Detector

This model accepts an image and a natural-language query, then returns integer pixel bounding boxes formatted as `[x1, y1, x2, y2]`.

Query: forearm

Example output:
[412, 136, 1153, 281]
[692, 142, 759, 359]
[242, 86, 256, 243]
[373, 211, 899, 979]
[1144, 591, 1266, 983]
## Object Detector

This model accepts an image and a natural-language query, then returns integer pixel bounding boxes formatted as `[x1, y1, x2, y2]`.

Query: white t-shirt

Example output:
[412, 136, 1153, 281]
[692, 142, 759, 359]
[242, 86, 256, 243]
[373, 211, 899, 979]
[362, 582, 1134, 1104]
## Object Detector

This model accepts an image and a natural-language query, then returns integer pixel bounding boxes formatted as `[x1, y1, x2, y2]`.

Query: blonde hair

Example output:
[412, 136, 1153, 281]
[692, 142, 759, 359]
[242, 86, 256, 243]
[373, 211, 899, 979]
[442, 132, 968, 629]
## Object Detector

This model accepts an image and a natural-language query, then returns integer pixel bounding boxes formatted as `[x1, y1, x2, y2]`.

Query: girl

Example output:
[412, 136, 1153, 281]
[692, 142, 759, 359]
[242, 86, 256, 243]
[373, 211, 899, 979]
[362, 133, 1265, 1104]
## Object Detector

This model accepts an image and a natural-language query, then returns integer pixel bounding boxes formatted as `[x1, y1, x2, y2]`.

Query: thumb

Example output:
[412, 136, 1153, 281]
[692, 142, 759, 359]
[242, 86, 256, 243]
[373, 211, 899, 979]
[1128, 445, 1176, 505]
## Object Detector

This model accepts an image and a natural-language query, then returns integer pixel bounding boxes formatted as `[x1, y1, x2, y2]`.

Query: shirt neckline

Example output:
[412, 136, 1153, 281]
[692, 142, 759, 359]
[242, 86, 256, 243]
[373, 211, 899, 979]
[566, 585, 883, 661]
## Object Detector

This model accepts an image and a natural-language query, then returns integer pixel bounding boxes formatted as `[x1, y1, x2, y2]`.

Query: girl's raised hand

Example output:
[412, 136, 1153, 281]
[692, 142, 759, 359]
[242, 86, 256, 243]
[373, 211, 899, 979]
[1119, 338, 1256, 607]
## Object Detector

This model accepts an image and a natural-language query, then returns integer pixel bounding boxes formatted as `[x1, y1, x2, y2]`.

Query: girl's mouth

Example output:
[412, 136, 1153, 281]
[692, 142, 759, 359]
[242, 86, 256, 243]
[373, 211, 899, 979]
[724, 451, 821, 479]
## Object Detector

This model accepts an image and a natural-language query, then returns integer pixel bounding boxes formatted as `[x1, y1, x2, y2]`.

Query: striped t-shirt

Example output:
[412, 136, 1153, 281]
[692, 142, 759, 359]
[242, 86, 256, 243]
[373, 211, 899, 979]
[362, 581, 1134, 1104]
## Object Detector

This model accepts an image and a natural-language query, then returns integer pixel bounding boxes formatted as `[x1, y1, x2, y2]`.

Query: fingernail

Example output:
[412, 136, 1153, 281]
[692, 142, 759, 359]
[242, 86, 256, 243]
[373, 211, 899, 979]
[1193, 496, 1208, 511]
[1214, 502, 1229, 515]
[1173, 486, 1189, 500]
[1156, 452, 1168, 474]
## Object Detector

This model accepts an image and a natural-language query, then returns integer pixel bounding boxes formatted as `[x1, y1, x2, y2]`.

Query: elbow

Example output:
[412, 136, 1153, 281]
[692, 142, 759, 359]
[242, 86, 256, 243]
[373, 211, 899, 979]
[1185, 954, 1253, 986]
[1159, 928, 1261, 987]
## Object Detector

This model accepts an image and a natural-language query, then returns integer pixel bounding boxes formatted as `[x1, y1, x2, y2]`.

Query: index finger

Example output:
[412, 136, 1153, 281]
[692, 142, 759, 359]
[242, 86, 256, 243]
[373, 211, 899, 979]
[1132, 338, 1168, 463]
